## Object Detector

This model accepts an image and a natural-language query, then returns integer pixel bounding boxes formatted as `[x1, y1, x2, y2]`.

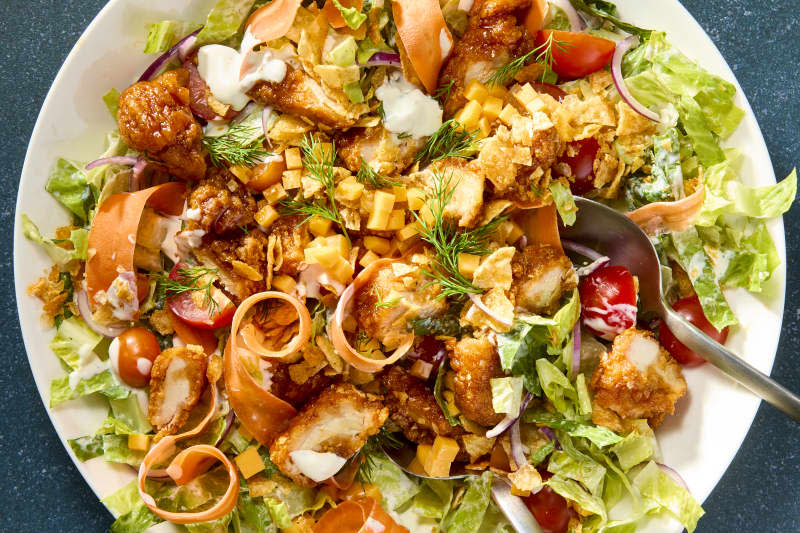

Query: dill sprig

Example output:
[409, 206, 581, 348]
[412, 172, 505, 299]
[353, 426, 403, 484]
[202, 123, 272, 168]
[356, 158, 401, 188]
[433, 78, 455, 105]
[488, 32, 572, 87]
[414, 119, 480, 168]
[375, 289, 401, 309]
[279, 135, 350, 244]
[153, 266, 221, 316]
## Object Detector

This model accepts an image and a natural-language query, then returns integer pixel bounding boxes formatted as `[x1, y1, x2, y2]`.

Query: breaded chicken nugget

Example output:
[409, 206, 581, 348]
[269, 383, 388, 487]
[450, 336, 505, 427]
[511, 244, 578, 315]
[590, 328, 687, 428]
[148, 344, 208, 439]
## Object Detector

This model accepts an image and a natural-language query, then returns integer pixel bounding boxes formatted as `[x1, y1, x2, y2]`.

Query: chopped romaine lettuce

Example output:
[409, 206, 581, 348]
[548, 449, 607, 497]
[68, 435, 104, 461]
[103, 481, 162, 533]
[237, 492, 276, 533]
[442, 472, 493, 533]
[412, 479, 454, 520]
[529, 441, 556, 466]
[50, 367, 123, 407]
[46, 158, 93, 221]
[102, 434, 146, 466]
[549, 181, 578, 226]
[547, 475, 607, 521]
[265, 498, 292, 530]
[523, 409, 623, 447]
[610, 428, 655, 471]
[144, 20, 198, 54]
[333, 0, 367, 29]
[21, 214, 80, 267]
[103, 88, 120, 119]
[632, 461, 704, 532]
[490, 376, 524, 416]
[536, 359, 579, 417]
[625, 128, 682, 209]
[367, 453, 420, 511]
[196, 0, 257, 45]
[109, 394, 152, 434]
[50, 316, 103, 371]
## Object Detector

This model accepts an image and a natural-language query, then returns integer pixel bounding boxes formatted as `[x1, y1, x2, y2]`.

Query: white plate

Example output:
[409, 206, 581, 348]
[13, 0, 785, 531]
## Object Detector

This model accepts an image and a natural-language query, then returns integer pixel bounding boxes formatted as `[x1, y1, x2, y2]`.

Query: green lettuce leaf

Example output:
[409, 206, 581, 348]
[549, 181, 577, 226]
[186, 513, 234, 533]
[85, 131, 129, 199]
[625, 128, 682, 209]
[109, 394, 152, 434]
[103, 481, 163, 533]
[568, 0, 652, 37]
[333, 0, 367, 29]
[20, 214, 79, 266]
[547, 475, 607, 521]
[442, 471, 493, 533]
[196, 0, 257, 45]
[548, 448, 607, 497]
[523, 409, 623, 447]
[529, 441, 556, 466]
[368, 453, 420, 511]
[544, 5, 571, 31]
[46, 158, 93, 221]
[478, 500, 515, 533]
[50, 316, 103, 371]
[103, 89, 120, 119]
[610, 428, 655, 471]
[536, 359, 579, 417]
[490, 376, 524, 416]
[237, 492, 276, 533]
[435, 359, 460, 426]
[144, 20, 198, 53]
[68, 435, 104, 461]
[632, 461, 704, 532]
[412, 479, 454, 520]
[102, 434, 146, 466]
[266, 499, 292, 530]
[50, 368, 122, 407]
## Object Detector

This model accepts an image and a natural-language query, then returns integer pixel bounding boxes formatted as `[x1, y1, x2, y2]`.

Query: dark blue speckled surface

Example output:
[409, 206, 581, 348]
[0, 1, 797, 531]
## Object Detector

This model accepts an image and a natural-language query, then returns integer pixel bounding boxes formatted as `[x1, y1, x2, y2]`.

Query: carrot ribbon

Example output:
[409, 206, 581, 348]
[312, 497, 409, 533]
[392, 0, 454, 93]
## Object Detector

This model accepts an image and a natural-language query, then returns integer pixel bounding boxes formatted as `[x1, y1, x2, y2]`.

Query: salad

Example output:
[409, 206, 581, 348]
[22, 0, 797, 532]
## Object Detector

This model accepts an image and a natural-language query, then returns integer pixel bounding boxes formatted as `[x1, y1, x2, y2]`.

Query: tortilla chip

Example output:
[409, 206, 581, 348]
[472, 247, 515, 291]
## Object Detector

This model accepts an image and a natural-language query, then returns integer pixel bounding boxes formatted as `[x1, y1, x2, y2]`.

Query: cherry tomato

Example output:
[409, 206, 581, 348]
[116, 327, 161, 388]
[660, 295, 729, 366]
[167, 263, 236, 330]
[559, 138, 599, 195]
[530, 82, 567, 101]
[579, 265, 637, 341]
[524, 485, 570, 533]
[536, 30, 616, 80]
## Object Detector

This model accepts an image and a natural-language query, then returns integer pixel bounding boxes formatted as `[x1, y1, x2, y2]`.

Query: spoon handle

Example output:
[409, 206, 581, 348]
[663, 307, 800, 422]
[491, 480, 543, 533]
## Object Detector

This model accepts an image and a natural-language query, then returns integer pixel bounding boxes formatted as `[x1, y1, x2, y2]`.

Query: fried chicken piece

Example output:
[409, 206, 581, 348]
[269, 383, 388, 487]
[590, 328, 687, 428]
[381, 367, 463, 444]
[438, 0, 533, 116]
[511, 244, 577, 315]
[263, 360, 333, 409]
[449, 336, 505, 427]
[196, 230, 271, 302]
[117, 69, 206, 180]
[249, 67, 367, 128]
[187, 168, 257, 235]
[266, 214, 312, 277]
[148, 345, 208, 438]
[337, 126, 426, 176]
[354, 262, 447, 349]
[409, 158, 485, 228]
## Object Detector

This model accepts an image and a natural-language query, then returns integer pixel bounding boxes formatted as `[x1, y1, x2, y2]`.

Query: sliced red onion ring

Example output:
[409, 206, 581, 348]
[539, 427, 561, 450]
[575, 256, 610, 277]
[516, 235, 528, 251]
[184, 59, 218, 121]
[657, 463, 689, 490]
[215, 410, 236, 447]
[139, 27, 203, 82]
[469, 294, 513, 327]
[487, 393, 533, 439]
[562, 239, 605, 261]
[612, 36, 660, 122]
[509, 419, 527, 468]
[229, 101, 257, 127]
[130, 159, 150, 192]
[85, 156, 140, 170]
[75, 290, 127, 338]
[261, 106, 272, 138]
[550, 0, 586, 32]
[360, 51, 402, 68]
[571, 321, 581, 377]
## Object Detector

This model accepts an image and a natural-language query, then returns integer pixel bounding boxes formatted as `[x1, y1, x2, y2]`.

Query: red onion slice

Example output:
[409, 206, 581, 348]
[509, 419, 527, 468]
[360, 51, 402, 68]
[215, 410, 236, 447]
[539, 427, 561, 450]
[550, 0, 586, 32]
[469, 294, 513, 327]
[130, 159, 150, 192]
[139, 27, 203, 82]
[571, 321, 581, 377]
[657, 463, 689, 490]
[184, 59, 218, 121]
[487, 393, 533, 439]
[611, 36, 660, 122]
[562, 240, 605, 261]
[85, 156, 140, 170]
[75, 290, 127, 338]
[261, 106, 272, 138]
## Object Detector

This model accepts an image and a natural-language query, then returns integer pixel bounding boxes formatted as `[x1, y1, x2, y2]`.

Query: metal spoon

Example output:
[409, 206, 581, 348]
[562, 197, 800, 421]
[382, 437, 543, 532]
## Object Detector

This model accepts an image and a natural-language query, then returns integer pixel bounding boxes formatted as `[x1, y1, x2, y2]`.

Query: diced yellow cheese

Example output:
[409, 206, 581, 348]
[464, 78, 489, 103]
[406, 188, 426, 210]
[308, 216, 333, 237]
[396, 222, 419, 242]
[364, 236, 392, 255]
[419, 202, 436, 226]
[127, 434, 150, 451]
[458, 253, 481, 278]
[504, 220, 524, 244]
[304, 246, 340, 269]
[262, 183, 288, 205]
[229, 165, 252, 184]
[417, 444, 433, 473]
[254, 205, 279, 229]
[282, 169, 303, 190]
[235, 446, 266, 479]
[366, 190, 396, 231]
[359, 249, 380, 267]
[488, 83, 510, 100]
[328, 257, 355, 284]
[326, 234, 350, 259]
[391, 185, 408, 203]
[458, 100, 483, 129]
[511, 485, 532, 498]
[308, 236, 328, 248]
[342, 314, 358, 332]
[272, 275, 297, 294]
[499, 104, 520, 126]
[511, 83, 537, 106]
[494, 220, 513, 242]
[284, 147, 303, 170]
[482, 96, 504, 121]
[425, 436, 460, 477]
[386, 209, 406, 231]
[477, 117, 491, 139]
[408, 457, 427, 476]
[524, 97, 545, 114]
[336, 178, 365, 202]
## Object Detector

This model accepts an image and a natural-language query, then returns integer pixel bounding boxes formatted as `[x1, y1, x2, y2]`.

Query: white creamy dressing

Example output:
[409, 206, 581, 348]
[626, 334, 659, 373]
[109, 337, 121, 376]
[375, 73, 443, 138]
[457, 0, 475, 11]
[185, 208, 202, 221]
[158, 357, 189, 422]
[160, 216, 184, 263]
[106, 271, 139, 320]
[197, 30, 292, 111]
[583, 303, 638, 340]
[68, 344, 108, 390]
[289, 450, 347, 482]
[439, 28, 452, 58]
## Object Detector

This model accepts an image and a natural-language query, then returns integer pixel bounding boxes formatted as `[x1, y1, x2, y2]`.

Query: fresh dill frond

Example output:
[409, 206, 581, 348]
[412, 172, 506, 299]
[152, 266, 221, 315]
[433, 78, 455, 105]
[375, 289, 401, 309]
[376, 101, 385, 121]
[488, 32, 572, 87]
[356, 158, 401, 188]
[202, 123, 272, 168]
[353, 426, 403, 484]
[279, 135, 350, 244]
[353, 330, 374, 352]
[414, 120, 481, 167]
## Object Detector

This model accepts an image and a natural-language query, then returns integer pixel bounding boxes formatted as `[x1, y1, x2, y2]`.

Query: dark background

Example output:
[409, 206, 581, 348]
[0, 1, 797, 531]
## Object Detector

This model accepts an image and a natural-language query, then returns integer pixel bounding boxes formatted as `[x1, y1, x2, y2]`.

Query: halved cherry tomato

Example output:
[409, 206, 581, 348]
[660, 295, 729, 366]
[530, 82, 567, 101]
[168, 307, 220, 354]
[579, 265, 637, 340]
[117, 327, 161, 388]
[559, 138, 599, 195]
[524, 485, 570, 533]
[536, 30, 616, 80]
[167, 263, 235, 330]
